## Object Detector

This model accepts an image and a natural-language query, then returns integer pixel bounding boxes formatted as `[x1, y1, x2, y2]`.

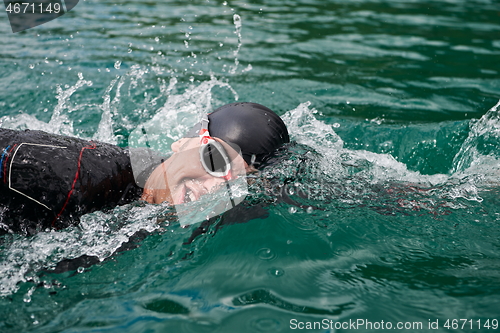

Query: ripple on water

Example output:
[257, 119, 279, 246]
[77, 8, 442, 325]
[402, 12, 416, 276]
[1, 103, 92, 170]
[256, 248, 277, 261]
[249, 317, 282, 332]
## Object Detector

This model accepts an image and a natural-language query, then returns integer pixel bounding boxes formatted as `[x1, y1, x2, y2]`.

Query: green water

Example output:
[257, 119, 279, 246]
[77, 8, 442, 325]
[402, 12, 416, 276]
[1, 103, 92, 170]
[1, 0, 500, 332]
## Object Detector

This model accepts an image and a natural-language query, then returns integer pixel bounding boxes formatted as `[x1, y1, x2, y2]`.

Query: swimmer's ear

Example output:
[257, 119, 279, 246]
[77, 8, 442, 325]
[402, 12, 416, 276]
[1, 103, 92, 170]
[171, 138, 193, 152]
[171, 139, 183, 153]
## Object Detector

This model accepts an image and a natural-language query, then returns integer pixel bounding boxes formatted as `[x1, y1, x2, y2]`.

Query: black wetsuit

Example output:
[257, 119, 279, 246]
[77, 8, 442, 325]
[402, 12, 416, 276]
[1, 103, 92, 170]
[0, 128, 142, 235]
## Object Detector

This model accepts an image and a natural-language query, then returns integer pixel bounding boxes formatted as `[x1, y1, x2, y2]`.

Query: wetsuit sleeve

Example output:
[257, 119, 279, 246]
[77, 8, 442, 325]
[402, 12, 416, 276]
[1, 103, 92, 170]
[0, 128, 142, 235]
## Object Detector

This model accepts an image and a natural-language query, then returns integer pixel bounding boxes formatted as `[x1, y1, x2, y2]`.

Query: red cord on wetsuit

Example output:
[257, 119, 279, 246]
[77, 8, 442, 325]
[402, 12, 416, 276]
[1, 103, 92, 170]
[52, 142, 97, 228]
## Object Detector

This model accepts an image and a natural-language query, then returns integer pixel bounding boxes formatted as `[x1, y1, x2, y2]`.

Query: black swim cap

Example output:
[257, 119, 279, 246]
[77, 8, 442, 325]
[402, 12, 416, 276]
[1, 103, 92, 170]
[185, 102, 289, 167]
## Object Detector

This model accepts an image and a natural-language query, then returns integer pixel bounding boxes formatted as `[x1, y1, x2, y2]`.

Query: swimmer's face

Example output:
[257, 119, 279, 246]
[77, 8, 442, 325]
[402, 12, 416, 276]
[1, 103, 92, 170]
[141, 137, 248, 205]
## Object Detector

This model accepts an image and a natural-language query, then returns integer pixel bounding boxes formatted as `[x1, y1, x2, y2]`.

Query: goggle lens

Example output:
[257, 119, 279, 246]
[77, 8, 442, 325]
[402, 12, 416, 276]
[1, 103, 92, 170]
[200, 141, 230, 177]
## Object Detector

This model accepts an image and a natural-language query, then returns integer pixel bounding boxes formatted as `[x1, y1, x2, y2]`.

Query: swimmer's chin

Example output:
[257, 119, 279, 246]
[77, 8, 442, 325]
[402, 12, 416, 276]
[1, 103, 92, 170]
[140, 188, 174, 205]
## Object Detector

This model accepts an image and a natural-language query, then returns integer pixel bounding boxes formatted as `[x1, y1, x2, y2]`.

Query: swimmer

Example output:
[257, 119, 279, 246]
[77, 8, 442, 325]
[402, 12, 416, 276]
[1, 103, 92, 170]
[0, 102, 289, 235]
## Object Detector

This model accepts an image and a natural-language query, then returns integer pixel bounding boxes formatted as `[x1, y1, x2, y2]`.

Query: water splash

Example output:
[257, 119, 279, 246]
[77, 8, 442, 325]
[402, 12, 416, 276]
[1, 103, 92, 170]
[452, 99, 500, 174]
[50, 73, 93, 136]
[0, 73, 93, 136]
[0, 202, 167, 297]
[93, 76, 120, 144]
[281, 102, 448, 185]
[0, 67, 239, 147]
[128, 75, 239, 153]
[272, 101, 488, 221]
[229, 14, 243, 75]
[282, 102, 344, 153]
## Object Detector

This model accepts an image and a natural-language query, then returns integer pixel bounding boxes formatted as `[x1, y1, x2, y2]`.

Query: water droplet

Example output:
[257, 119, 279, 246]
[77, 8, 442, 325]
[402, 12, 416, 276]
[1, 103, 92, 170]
[242, 64, 253, 73]
[155, 37, 159, 42]
[288, 206, 297, 214]
[223, 1, 227, 5]
[77, 267, 85, 273]
[29, 64, 35, 69]
[233, 14, 242, 29]
[306, 206, 314, 213]
[23, 287, 35, 303]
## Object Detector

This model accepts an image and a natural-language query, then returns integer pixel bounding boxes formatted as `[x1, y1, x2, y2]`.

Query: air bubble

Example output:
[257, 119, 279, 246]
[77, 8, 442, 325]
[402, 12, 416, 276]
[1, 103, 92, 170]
[256, 248, 276, 260]
[267, 268, 284, 277]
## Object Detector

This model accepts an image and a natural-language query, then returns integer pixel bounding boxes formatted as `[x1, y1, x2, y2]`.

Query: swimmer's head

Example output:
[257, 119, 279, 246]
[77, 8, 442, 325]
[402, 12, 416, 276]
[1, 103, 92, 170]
[185, 102, 290, 167]
[142, 102, 288, 206]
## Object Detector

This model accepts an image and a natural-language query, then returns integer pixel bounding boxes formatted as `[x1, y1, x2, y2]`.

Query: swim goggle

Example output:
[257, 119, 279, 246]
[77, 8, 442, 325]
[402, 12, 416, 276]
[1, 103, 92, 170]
[199, 114, 232, 180]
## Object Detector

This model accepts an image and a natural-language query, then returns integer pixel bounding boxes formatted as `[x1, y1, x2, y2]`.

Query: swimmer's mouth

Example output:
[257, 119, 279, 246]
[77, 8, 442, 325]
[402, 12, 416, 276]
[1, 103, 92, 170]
[177, 185, 190, 204]
[179, 183, 199, 204]
[183, 187, 193, 203]
[178, 181, 225, 204]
